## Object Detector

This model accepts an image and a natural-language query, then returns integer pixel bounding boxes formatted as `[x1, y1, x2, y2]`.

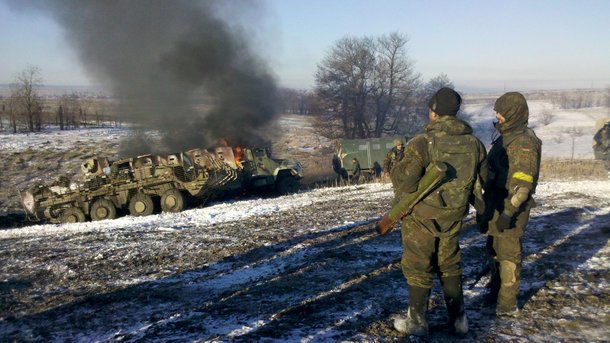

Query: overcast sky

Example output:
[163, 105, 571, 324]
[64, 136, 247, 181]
[1, 0, 609, 92]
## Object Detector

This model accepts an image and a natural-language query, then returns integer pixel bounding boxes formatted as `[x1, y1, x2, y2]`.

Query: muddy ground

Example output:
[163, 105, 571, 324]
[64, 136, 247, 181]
[0, 181, 609, 342]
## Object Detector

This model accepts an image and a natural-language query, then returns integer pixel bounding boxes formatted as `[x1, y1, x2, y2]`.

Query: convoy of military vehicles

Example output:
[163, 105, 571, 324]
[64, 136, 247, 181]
[19, 145, 304, 224]
[19, 133, 416, 224]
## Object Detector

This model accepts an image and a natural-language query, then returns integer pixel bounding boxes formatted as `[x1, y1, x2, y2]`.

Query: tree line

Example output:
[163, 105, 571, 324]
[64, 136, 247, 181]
[0, 66, 120, 133]
[8, 32, 607, 140]
[0, 33, 454, 140]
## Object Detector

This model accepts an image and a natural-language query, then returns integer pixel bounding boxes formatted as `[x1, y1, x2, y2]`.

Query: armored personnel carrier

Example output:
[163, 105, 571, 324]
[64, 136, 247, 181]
[190, 146, 304, 195]
[20, 150, 233, 223]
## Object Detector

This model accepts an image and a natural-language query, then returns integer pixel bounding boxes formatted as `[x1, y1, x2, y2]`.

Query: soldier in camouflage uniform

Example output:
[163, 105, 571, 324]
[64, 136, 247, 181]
[593, 120, 610, 177]
[351, 157, 361, 184]
[383, 138, 405, 175]
[387, 88, 487, 337]
[478, 92, 542, 316]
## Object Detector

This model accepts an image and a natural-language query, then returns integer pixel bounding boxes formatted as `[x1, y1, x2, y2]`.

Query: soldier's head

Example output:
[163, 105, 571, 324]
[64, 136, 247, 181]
[494, 92, 529, 133]
[428, 87, 461, 121]
[393, 138, 404, 150]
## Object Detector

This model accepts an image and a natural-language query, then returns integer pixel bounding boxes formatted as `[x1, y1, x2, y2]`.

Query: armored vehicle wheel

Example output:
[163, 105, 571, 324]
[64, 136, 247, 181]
[276, 176, 299, 195]
[161, 189, 186, 213]
[60, 207, 86, 223]
[129, 193, 154, 217]
[91, 198, 117, 221]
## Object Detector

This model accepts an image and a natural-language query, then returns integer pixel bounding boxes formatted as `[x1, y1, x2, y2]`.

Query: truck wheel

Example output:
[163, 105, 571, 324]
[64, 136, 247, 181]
[161, 189, 185, 213]
[91, 198, 117, 221]
[276, 177, 299, 195]
[60, 207, 86, 223]
[129, 193, 154, 217]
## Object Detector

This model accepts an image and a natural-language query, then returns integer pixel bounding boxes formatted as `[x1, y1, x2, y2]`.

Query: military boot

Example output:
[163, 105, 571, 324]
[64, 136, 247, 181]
[483, 262, 500, 307]
[442, 275, 468, 336]
[394, 286, 429, 337]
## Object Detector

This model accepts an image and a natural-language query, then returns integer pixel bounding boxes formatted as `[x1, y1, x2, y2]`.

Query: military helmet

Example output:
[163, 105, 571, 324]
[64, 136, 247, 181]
[394, 138, 403, 146]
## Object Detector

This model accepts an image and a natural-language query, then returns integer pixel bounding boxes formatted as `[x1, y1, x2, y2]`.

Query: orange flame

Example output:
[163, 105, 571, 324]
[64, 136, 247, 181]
[233, 146, 244, 168]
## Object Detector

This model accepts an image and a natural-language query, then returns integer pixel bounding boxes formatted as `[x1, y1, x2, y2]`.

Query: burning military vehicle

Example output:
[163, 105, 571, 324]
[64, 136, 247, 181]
[196, 145, 304, 195]
[19, 145, 303, 224]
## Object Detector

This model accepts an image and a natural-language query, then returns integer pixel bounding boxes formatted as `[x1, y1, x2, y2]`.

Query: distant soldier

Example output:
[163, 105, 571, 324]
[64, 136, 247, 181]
[383, 138, 405, 175]
[332, 155, 348, 180]
[478, 92, 542, 316]
[373, 161, 382, 178]
[351, 157, 361, 184]
[593, 119, 610, 177]
[380, 87, 487, 337]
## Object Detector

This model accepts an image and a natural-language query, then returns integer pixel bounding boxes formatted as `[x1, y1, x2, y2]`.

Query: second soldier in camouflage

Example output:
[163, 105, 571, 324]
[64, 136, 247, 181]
[479, 91, 542, 316]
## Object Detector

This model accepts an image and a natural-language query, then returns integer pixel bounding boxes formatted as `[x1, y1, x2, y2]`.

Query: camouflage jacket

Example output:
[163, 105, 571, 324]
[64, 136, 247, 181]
[483, 128, 542, 233]
[481, 92, 542, 236]
[352, 160, 361, 178]
[391, 116, 487, 235]
[593, 124, 610, 160]
[383, 147, 405, 173]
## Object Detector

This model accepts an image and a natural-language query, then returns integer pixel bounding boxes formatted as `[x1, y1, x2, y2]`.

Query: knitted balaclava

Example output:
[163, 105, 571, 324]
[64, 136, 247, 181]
[494, 92, 529, 133]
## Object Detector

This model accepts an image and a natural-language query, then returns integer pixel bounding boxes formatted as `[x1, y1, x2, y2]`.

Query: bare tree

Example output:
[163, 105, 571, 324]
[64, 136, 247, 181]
[57, 105, 65, 130]
[539, 106, 555, 126]
[278, 88, 317, 115]
[58, 93, 83, 129]
[315, 36, 376, 138]
[372, 32, 420, 137]
[563, 126, 584, 160]
[406, 73, 455, 134]
[314, 32, 421, 139]
[10, 66, 43, 132]
[3, 96, 19, 133]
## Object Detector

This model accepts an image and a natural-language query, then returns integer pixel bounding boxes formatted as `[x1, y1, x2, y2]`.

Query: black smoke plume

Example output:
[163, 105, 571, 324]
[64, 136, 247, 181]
[7, 0, 279, 155]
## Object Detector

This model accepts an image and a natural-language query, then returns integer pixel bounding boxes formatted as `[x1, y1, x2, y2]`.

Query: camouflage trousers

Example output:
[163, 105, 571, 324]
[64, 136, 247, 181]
[400, 215, 463, 289]
[486, 235, 522, 313]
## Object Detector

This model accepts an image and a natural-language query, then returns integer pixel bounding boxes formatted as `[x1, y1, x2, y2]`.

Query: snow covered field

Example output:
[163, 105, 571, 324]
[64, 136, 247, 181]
[0, 181, 609, 342]
[461, 96, 609, 159]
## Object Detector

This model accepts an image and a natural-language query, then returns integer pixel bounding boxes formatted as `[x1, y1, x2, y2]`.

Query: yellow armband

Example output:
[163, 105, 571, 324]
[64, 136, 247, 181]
[512, 171, 533, 183]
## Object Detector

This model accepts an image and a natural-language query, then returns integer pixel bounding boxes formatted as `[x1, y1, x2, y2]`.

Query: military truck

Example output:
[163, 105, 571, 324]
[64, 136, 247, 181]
[333, 136, 407, 180]
[20, 150, 233, 223]
[190, 145, 304, 195]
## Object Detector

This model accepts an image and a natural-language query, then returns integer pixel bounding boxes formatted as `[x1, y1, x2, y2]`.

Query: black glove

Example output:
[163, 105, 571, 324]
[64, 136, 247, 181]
[495, 212, 513, 231]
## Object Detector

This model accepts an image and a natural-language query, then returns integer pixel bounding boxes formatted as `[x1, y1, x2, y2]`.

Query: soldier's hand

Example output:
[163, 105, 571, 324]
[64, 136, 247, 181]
[375, 215, 395, 236]
[495, 212, 513, 231]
